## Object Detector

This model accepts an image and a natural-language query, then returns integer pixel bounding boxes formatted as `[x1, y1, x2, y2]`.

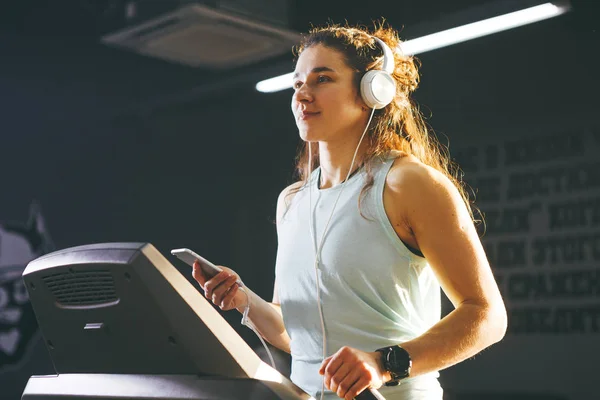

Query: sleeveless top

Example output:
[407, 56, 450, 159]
[275, 153, 443, 399]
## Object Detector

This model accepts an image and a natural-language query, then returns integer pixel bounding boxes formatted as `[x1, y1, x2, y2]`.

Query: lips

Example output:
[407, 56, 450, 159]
[299, 111, 320, 120]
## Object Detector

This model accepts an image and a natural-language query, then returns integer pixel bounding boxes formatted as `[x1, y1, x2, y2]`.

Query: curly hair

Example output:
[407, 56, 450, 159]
[289, 21, 478, 223]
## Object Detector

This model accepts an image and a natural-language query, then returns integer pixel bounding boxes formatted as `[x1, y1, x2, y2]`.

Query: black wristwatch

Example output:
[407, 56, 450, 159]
[376, 345, 412, 386]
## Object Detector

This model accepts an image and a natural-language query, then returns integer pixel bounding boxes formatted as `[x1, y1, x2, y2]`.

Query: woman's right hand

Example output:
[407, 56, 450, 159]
[192, 262, 248, 311]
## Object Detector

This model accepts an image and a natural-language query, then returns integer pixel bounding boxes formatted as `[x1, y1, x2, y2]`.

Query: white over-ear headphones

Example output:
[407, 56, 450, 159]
[360, 37, 397, 109]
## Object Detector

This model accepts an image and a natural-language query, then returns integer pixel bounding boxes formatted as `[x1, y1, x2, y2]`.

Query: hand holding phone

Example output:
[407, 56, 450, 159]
[171, 248, 246, 311]
[171, 248, 222, 278]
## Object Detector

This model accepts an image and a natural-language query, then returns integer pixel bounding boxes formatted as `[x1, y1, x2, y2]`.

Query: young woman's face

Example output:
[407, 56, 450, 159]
[291, 44, 366, 143]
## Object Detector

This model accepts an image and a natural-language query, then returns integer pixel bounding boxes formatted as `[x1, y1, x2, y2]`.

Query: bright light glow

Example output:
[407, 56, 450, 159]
[253, 361, 284, 383]
[256, 2, 570, 93]
[401, 3, 569, 55]
[255, 72, 295, 93]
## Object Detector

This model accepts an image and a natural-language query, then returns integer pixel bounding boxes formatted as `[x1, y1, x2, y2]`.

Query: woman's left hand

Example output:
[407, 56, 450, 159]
[319, 346, 390, 399]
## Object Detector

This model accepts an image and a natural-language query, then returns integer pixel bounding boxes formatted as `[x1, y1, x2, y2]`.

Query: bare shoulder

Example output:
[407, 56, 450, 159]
[387, 154, 459, 198]
[387, 152, 438, 185]
[386, 154, 470, 229]
[276, 181, 304, 225]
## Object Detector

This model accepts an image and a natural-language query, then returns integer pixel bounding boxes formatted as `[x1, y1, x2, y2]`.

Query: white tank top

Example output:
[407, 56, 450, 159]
[275, 153, 443, 399]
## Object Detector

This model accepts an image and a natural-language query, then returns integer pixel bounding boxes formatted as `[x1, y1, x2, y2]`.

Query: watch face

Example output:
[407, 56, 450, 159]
[389, 348, 398, 366]
[389, 346, 410, 379]
[378, 345, 411, 384]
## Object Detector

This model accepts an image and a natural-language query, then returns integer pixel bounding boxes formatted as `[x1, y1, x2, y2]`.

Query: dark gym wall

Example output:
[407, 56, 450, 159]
[1, 6, 598, 400]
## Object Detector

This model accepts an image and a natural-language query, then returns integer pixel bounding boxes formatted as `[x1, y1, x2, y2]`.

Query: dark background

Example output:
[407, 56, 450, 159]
[0, 0, 598, 399]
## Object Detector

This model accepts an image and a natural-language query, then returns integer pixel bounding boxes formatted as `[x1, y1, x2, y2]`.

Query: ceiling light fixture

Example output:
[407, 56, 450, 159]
[256, 1, 571, 93]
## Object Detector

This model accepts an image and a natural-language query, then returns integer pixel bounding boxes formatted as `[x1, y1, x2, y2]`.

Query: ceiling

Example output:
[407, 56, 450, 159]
[0, 0, 595, 118]
[1, 0, 501, 38]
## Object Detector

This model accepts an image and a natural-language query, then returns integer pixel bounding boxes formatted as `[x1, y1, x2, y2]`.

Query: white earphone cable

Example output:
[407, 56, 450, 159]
[308, 108, 376, 399]
[239, 284, 277, 370]
[231, 107, 376, 381]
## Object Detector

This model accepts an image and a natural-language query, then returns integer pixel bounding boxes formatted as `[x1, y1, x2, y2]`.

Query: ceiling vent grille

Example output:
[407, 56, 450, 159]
[101, 4, 300, 69]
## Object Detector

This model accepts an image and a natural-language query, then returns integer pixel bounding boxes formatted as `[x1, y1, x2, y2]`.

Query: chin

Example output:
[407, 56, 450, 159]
[298, 131, 310, 142]
[298, 128, 324, 143]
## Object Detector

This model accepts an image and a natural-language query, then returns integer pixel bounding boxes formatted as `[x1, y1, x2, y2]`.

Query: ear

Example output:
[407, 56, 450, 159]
[354, 94, 369, 112]
[27, 202, 42, 230]
[27, 201, 55, 254]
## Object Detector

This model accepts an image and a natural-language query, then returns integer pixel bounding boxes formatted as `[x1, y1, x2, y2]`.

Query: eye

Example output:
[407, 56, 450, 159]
[317, 75, 331, 83]
[293, 80, 303, 89]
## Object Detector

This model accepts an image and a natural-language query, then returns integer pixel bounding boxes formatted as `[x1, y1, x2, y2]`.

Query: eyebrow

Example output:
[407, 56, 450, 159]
[293, 66, 336, 80]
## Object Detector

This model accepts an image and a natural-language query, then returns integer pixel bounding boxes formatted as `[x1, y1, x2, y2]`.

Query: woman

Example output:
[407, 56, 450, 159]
[194, 23, 507, 400]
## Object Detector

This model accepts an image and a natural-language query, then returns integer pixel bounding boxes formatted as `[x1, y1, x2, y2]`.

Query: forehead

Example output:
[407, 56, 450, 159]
[295, 44, 350, 73]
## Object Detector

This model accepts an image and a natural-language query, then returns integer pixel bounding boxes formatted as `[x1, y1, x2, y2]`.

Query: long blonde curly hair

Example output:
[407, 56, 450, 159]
[289, 21, 478, 223]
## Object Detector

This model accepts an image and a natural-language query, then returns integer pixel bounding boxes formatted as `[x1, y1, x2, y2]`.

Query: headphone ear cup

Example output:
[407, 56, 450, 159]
[360, 70, 397, 109]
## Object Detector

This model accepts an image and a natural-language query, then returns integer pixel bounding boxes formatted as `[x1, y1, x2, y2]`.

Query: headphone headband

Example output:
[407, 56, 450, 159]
[360, 36, 396, 109]
[372, 37, 394, 75]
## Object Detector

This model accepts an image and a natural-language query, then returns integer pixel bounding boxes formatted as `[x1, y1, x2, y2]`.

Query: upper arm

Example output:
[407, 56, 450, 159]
[272, 181, 302, 304]
[390, 162, 504, 311]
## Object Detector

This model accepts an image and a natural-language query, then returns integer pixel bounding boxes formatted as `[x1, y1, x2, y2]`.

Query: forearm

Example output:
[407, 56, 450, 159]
[236, 287, 291, 353]
[400, 302, 507, 377]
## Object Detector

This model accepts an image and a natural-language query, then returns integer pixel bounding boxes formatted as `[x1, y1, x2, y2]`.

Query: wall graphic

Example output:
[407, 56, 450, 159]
[0, 203, 54, 372]
[446, 126, 600, 400]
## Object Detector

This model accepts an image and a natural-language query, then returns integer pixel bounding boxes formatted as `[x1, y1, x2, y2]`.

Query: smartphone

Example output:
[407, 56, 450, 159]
[171, 248, 223, 279]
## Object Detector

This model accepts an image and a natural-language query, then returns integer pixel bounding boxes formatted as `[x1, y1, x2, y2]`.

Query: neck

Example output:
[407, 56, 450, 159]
[317, 138, 368, 190]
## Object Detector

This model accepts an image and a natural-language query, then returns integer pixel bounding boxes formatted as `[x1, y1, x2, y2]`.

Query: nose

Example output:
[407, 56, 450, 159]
[293, 82, 313, 104]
